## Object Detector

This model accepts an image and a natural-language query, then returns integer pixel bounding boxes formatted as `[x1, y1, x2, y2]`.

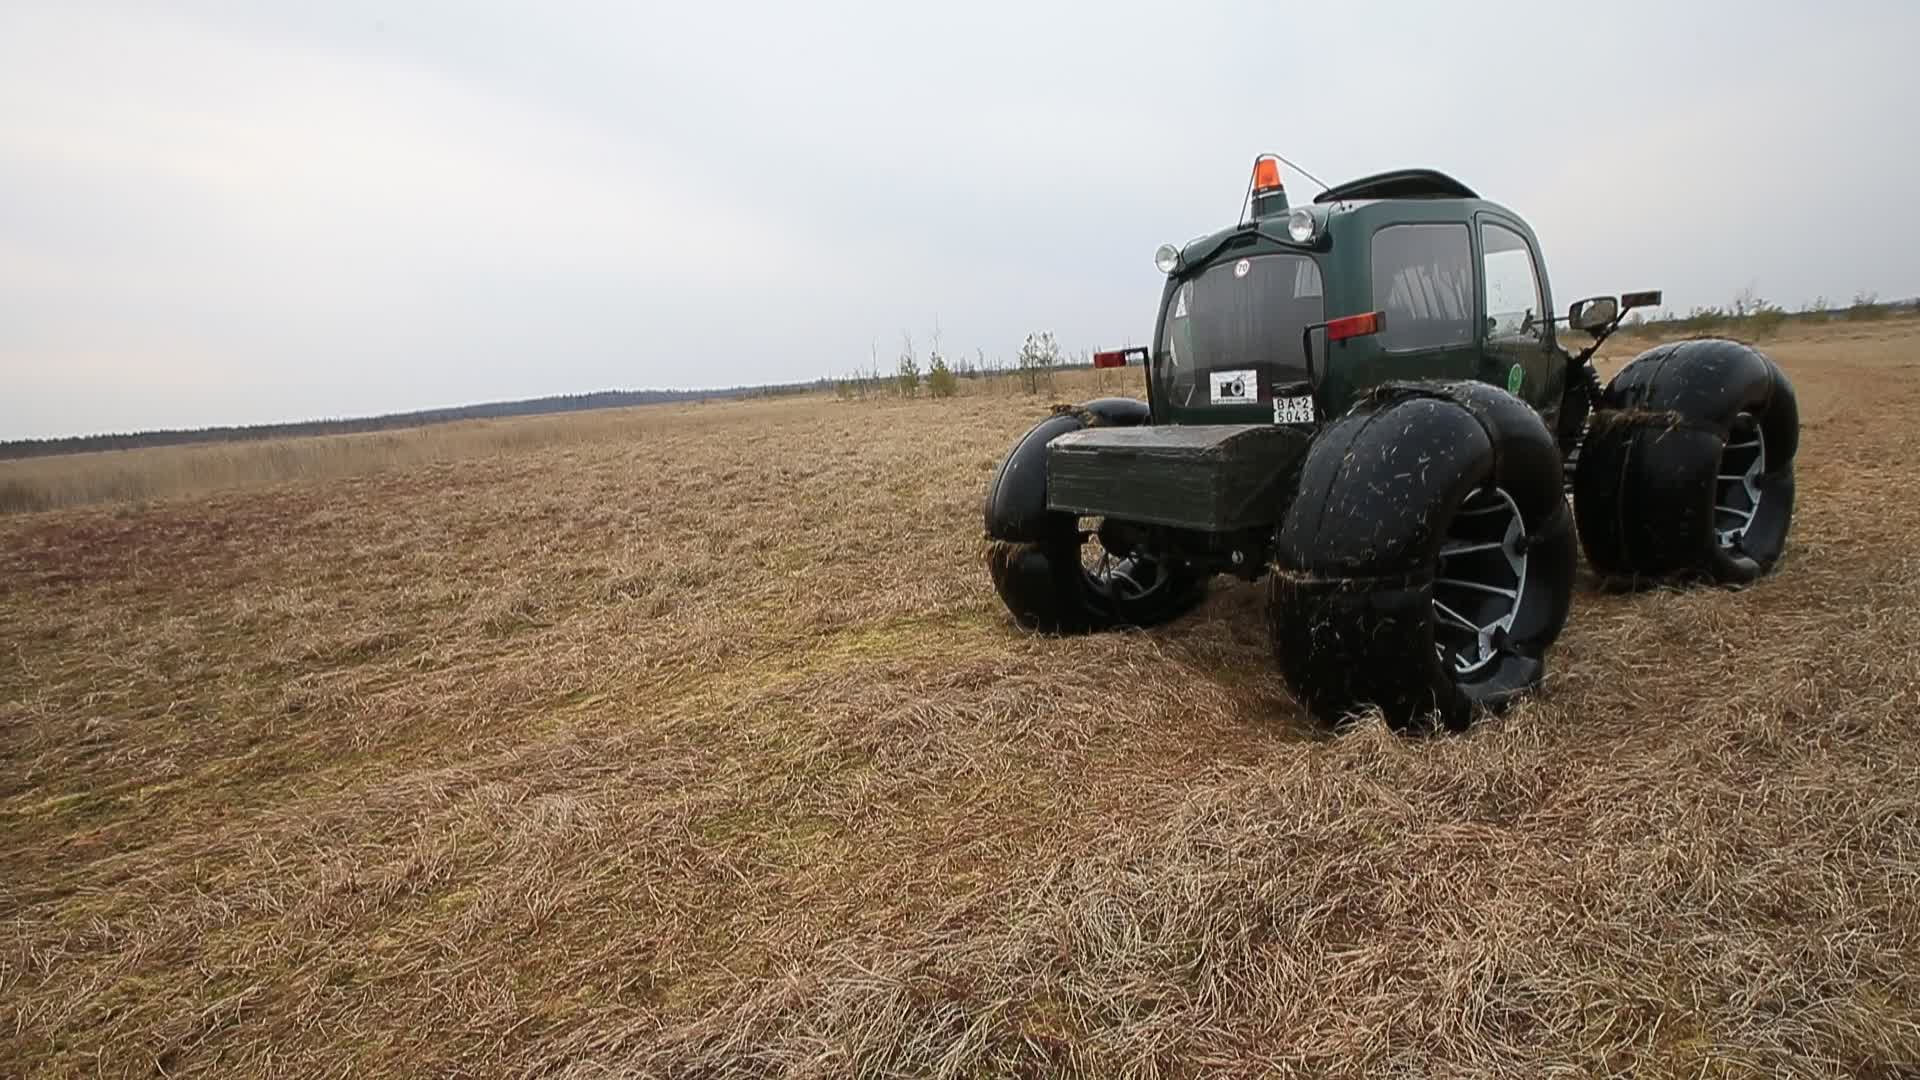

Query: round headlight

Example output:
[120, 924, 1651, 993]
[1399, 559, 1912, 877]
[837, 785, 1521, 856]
[1287, 209, 1316, 244]
[1154, 243, 1181, 275]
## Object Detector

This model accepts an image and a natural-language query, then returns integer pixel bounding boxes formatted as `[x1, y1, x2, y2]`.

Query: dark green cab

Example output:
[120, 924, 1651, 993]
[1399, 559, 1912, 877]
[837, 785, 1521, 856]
[1148, 168, 1567, 431]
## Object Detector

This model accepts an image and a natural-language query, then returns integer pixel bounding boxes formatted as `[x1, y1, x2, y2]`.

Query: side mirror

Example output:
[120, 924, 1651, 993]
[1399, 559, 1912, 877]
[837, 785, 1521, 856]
[1569, 296, 1619, 333]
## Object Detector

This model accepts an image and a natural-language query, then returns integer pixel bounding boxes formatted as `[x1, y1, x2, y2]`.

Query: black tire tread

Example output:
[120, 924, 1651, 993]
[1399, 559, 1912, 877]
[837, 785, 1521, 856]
[1271, 381, 1575, 731]
[1573, 338, 1798, 584]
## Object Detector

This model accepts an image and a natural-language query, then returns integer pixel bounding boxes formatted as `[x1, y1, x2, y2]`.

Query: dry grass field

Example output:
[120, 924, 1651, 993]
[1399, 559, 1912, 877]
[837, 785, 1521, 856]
[5, 320, 1920, 1077]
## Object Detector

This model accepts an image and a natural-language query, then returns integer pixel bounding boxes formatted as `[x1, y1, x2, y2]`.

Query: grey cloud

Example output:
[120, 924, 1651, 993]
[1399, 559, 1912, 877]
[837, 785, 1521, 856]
[2, 0, 1916, 438]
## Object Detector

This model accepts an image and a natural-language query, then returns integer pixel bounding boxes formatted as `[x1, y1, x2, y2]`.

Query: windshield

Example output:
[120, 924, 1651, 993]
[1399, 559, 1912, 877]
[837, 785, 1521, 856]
[1156, 253, 1324, 409]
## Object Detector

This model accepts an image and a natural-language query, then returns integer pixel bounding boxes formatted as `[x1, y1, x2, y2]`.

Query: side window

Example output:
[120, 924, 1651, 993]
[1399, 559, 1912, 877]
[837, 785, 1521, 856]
[1481, 222, 1543, 341]
[1371, 224, 1473, 351]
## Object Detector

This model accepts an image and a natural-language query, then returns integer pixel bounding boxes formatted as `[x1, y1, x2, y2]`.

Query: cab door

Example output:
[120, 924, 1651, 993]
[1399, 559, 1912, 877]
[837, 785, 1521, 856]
[1475, 215, 1558, 416]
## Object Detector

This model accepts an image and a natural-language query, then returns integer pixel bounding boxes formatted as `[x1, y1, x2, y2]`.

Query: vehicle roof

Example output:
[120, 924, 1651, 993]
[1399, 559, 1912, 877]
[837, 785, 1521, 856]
[1312, 168, 1477, 204]
[1173, 168, 1519, 271]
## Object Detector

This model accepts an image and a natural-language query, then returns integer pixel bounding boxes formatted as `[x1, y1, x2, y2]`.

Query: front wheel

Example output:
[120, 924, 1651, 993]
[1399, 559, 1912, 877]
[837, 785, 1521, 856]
[1573, 338, 1798, 584]
[988, 522, 1206, 633]
[983, 406, 1206, 633]
[1270, 382, 1576, 731]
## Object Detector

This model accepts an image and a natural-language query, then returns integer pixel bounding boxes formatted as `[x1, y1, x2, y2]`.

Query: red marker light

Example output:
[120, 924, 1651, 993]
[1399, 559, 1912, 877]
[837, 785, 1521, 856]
[1092, 350, 1127, 369]
[1325, 311, 1385, 342]
[1252, 155, 1283, 194]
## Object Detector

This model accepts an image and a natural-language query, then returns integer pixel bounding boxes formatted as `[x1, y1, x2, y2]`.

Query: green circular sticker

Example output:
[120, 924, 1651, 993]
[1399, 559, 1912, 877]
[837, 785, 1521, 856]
[1506, 364, 1524, 394]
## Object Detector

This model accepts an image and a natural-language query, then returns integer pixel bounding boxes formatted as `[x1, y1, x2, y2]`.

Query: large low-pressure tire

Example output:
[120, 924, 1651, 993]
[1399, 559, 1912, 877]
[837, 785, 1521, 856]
[984, 401, 1206, 633]
[1573, 338, 1798, 585]
[1270, 382, 1577, 731]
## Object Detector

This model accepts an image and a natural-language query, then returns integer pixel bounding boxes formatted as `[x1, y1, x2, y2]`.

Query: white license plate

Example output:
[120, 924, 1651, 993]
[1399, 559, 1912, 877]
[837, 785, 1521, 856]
[1272, 394, 1315, 425]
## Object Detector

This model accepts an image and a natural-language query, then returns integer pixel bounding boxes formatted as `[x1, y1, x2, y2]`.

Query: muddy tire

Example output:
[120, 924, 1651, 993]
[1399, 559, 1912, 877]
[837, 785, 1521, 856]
[984, 406, 1205, 633]
[1270, 382, 1576, 731]
[1573, 339, 1798, 584]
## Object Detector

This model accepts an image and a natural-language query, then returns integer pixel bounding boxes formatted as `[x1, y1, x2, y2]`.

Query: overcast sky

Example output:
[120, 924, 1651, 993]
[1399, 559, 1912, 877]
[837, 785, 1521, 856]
[3, 1, 1916, 439]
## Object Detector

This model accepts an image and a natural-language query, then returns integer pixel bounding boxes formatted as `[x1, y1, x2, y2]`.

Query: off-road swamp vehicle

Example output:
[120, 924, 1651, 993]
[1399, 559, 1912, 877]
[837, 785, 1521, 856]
[984, 155, 1799, 730]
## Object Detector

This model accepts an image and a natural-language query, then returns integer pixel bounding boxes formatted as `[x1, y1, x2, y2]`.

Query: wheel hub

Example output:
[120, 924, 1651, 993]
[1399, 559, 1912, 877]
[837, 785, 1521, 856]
[1431, 488, 1528, 678]
[1078, 517, 1170, 603]
[1715, 418, 1767, 551]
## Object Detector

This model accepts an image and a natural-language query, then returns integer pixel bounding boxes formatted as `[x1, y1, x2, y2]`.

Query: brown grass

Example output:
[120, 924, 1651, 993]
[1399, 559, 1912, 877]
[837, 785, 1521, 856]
[0, 404, 761, 514]
[4, 318, 1919, 1077]
[0, 368, 1114, 516]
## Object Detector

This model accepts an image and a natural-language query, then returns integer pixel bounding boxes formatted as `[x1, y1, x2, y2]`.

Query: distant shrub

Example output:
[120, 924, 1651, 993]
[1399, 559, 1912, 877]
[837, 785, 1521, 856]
[895, 334, 921, 397]
[1849, 291, 1890, 321]
[1016, 331, 1060, 395]
[1679, 306, 1727, 334]
[927, 354, 958, 398]
[1726, 288, 1788, 339]
[1748, 304, 1787, 339]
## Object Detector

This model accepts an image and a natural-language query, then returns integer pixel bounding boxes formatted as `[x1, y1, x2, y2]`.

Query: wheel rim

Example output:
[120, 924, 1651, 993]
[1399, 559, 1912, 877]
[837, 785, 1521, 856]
[1715, 417, 1766, 552]
[1432, 487, 1528, 678]
[1077, 517, 1171, 604]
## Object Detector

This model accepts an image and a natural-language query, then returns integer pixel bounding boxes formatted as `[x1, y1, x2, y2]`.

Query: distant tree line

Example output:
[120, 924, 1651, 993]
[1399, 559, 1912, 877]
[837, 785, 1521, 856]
[0, 383, 821, 460]
[832, 324, 1118, 402]
[1619, 290, 1917, 341]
